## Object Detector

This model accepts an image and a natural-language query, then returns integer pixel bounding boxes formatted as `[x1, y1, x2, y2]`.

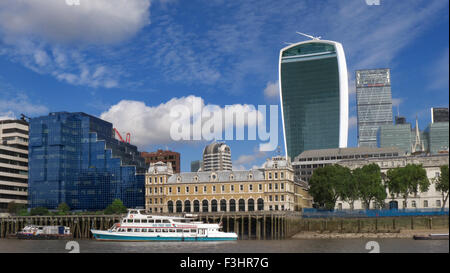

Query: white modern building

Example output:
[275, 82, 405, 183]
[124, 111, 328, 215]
[202, 142, 232, 172]
[279, 37, 349, 160]
[0, 119, 29, 211]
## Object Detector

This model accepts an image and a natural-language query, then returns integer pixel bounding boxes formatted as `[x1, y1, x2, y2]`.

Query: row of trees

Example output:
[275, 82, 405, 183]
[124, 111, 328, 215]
[6, 199, 128, 216]
[309, 163, 449, 210]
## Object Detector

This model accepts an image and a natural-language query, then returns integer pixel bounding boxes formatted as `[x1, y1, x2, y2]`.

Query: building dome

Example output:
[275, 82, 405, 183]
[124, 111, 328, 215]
[203, 142, 230, 156]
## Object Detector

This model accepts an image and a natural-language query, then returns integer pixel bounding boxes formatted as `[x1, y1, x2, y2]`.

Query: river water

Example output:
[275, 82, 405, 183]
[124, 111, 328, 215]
[0, 238, 448, 253]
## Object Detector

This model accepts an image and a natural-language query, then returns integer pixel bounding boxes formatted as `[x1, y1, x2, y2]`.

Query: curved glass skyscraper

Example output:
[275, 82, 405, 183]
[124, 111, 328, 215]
[279, 40, 349, 160]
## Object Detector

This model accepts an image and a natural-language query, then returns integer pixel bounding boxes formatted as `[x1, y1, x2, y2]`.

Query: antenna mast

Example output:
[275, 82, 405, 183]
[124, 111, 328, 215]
[296, 32, 321, 40]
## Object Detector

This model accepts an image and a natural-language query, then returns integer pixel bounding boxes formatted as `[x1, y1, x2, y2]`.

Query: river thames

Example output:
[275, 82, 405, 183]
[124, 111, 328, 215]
[0, 238, 447, 253]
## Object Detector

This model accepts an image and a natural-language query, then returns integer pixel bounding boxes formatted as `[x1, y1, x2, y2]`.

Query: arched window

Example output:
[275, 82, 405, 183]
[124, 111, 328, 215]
[211, 199, 218, 212]
[167, 201, 174, 213]
[248, 198, 255, 211]
[184, 200, 191, 213]
[193, 200, 200, 212]
[257, 198, 264, 211]
[220, 199, 227, 212]
[239, 199, 245, 212]
[229, 199, 236, 212]
[176, 200, 182, 213]
[202, 200, 209, 212]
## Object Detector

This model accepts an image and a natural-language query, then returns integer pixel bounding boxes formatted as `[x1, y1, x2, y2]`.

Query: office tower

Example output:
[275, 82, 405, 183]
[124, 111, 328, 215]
[28, 112, 146, 211]
[0, 119, 29, 211]
[426, 122, 449, 154]
[202, 142, 232, 171]
[356, 69, 393, 147]
[141, 149, 180, 173]
[279, 38, 348, 160]
[190, 160, 202, 172]
[395, 116, 407, 125]
[431, 107, 449, 123]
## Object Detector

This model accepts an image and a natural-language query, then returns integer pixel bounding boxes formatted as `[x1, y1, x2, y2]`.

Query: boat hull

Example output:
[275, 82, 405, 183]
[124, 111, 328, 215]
[91, 230, 237, 242]
[13, 234, 73, 240]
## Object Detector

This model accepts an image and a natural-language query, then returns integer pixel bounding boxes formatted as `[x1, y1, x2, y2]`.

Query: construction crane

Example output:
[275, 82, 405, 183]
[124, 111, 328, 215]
[113, 128, 131, 144]
[296, 32, 321, 40]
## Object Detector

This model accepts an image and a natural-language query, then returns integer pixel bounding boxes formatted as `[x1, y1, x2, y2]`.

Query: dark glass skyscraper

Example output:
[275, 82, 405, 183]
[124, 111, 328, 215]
[28, 112, 146, 211]
[279, 40, 349, 160]
[431, 107, 449, 123]
[356, 69, 393, 147]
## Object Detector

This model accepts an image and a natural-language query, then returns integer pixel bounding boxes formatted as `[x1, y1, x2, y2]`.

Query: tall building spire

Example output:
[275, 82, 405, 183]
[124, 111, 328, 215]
[412, 116, 424, 153]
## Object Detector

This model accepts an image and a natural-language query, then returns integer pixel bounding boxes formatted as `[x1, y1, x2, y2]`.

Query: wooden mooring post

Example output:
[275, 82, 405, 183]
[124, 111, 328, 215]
[0, 212, 302, 240]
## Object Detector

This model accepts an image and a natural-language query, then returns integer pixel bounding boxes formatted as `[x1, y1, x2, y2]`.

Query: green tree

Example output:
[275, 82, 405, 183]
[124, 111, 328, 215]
[309, 165, 352, 210]
[104, 199, 128, 214]
[386, 164, 429, 208]
[30, 207, 50, 216]
[435, 165, 449, 209]
[57, 202, 70, 214]
[353, 163, 386, 210]
[341, 173, 359, 210]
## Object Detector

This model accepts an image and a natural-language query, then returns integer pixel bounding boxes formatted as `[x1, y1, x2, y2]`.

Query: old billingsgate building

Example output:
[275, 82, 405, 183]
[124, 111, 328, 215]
[145, 156, 312, 213]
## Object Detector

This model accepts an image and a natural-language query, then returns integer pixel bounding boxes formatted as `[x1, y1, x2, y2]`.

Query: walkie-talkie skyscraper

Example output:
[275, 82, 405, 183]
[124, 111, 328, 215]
[279, 38, 349, 160]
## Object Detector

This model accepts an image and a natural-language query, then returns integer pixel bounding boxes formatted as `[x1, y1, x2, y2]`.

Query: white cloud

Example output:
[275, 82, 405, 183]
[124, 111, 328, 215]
[0, 0, 151, 45]
[428, 48, 449, 91]
[392, 98, 403, 107]
[348, 116, 357, 129]
[0, 95, 49, 119]
[263, 81, 279, 100]
[100, 95, 264, 150]
[0, 0, 151, 89]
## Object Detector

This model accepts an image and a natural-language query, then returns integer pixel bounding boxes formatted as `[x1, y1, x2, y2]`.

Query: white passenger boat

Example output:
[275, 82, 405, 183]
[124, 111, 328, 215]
[13, 225, 72, 240]
[91, 209, 238, 241]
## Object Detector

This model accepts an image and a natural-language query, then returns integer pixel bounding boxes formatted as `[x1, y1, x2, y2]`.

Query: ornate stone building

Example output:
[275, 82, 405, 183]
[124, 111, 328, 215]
[336, 153, 449, 210]
[145, 156, 312, 213]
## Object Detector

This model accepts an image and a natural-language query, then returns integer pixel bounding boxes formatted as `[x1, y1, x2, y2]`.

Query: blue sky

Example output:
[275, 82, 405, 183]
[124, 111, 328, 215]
[0, 0, 448, 172]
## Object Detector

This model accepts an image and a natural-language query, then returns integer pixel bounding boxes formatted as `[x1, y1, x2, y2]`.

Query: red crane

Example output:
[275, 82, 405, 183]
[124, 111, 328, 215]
[114, 128, 131, 144]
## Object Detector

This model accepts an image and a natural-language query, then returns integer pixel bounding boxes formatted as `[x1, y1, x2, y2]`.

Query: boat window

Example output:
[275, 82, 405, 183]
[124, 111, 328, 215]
[169, 229, 175, 233]
[163, 220, 170, 223]
[142, 229, 147, 232]
[156, 229, 161, 232]
[127, 219, 133, 223]
[134, 219, 141, 223]
[142, 219, 147, 223]
[149, 229, 154, 233]
[127, 229, 132, 232]
[190, 229, 196, 233]
[155, 220, 162, 223]
[162, 229, 168, 233]
[148, 220, 154, 224]
[176, 229, 182, 233]
[134, 229, 140, 232]
[183, 229, 189, 233]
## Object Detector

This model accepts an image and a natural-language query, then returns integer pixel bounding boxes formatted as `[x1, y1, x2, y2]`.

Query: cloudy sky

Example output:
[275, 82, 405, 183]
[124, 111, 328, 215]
[0, 0, 448, 171]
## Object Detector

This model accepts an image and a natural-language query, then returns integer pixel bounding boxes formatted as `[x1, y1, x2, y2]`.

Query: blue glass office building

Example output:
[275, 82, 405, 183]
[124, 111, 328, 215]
[28, 112, 146, 211]
[279, 40, 349, 160]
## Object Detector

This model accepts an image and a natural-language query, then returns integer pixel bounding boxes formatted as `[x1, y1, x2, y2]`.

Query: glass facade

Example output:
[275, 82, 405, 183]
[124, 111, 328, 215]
[280, 41, 346, 160]
[28, 112, 146, 211]
[356, 69, 393, 147]
[426, 122, 449, 154]
[378, 121, 448, 155]
[431, 108, 449, 123]
[377, 124, 412, 154]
